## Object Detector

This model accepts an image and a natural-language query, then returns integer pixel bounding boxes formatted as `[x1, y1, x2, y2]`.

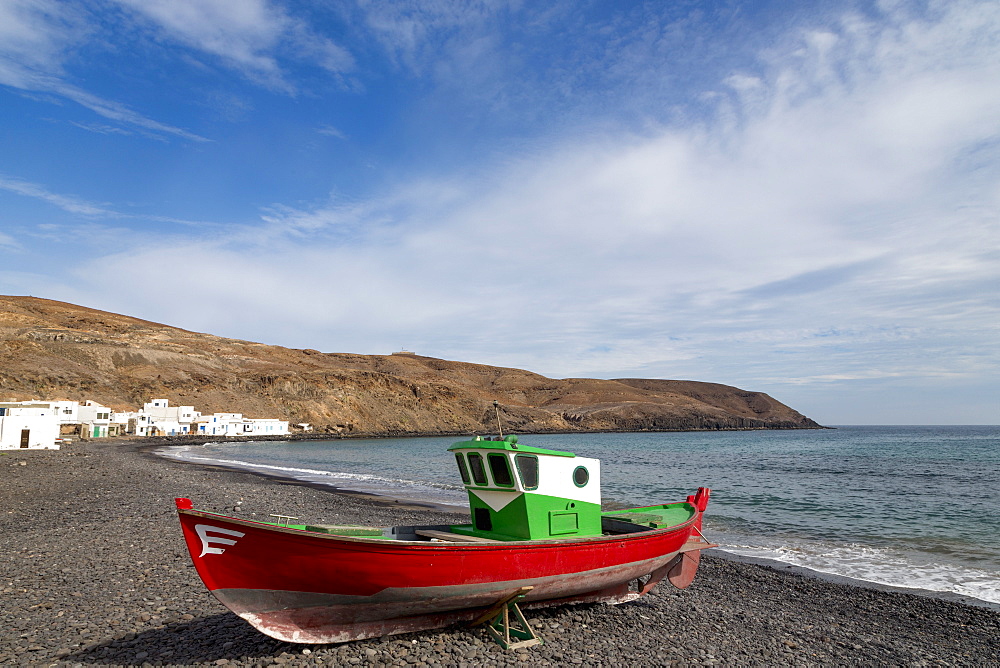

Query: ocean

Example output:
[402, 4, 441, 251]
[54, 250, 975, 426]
[157, 425, 1000, 609]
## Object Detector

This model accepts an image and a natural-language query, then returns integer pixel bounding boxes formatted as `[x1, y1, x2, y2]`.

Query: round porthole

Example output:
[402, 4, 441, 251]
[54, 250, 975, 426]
[573, 466, 589, 487]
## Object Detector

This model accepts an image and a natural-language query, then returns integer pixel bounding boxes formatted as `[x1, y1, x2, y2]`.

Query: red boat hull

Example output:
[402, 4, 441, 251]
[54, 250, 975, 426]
[176, 492, 711, 643]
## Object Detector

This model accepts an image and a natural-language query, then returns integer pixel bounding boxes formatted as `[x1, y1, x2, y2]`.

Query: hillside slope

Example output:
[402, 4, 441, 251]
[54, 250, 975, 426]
[0, 296, 822, 435]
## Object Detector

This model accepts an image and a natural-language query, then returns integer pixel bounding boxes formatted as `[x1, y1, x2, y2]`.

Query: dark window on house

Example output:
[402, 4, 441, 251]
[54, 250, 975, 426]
[515, 455, 539, 490]
[488, 453, 514, 487]
[455, 453, 471, 485]
[468, 453, 488, 485]
[573, 466, 590, 487]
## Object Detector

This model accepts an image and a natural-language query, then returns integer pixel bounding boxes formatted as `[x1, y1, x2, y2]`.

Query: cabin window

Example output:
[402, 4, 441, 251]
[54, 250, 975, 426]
[515, 455, 539, 490]
[454, 453, 471, 485]
[488, 453, 514, 487]
[573, 465, 590, 487]
[467, 453, 488, 485]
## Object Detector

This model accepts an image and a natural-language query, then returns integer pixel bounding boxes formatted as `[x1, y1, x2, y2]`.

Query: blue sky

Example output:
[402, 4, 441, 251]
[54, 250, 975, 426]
[1, 1, 998, 425]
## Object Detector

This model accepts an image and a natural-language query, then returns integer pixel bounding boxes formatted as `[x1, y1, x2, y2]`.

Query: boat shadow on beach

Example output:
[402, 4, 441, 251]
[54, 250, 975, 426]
[63, 601, 614, 665]
[66, 614, 304, 665]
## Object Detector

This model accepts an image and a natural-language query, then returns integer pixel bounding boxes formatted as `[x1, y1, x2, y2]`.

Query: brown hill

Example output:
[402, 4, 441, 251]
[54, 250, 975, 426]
[0, 296, 822, 435]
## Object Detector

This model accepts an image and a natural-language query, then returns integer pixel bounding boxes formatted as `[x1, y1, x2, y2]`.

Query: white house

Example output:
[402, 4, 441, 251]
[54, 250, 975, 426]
[0, 402, 60, 450]
[78, 400, 113, 438]
[193, 412, 241, 436]
[139, 399, 198, 436]
[193, 413, 289, 437]
[113, 411, 159, 437]
[142, 399, 197, 423]
[106, 410, 143, 435]
[239, 417, 290, 436]
[6, 399, 80, 425]
[0, 397, 289, 442]
[49, 400, 81, 425]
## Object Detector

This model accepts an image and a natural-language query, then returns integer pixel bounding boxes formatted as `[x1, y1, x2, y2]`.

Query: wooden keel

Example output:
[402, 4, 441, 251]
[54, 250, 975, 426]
[666, 551, 700, 589]
[666, 535, 717, 589]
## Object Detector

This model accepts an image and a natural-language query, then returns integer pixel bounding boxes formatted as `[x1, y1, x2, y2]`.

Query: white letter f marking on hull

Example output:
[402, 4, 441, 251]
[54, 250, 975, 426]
[195, 524, 246, 558]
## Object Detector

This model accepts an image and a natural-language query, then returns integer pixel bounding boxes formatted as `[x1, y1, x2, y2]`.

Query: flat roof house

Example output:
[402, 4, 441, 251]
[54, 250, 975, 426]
[0, 403, 60, 450]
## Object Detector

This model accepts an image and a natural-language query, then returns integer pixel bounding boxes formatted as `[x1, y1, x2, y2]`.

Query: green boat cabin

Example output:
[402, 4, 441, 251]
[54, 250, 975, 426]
[447, 435, 603, 541]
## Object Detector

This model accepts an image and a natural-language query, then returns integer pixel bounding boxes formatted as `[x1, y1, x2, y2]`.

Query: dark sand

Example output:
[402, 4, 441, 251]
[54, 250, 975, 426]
[3, 439, 998, 666]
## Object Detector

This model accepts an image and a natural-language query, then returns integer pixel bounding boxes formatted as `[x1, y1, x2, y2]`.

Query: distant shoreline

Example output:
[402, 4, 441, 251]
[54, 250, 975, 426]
[76, 420, 833, 452]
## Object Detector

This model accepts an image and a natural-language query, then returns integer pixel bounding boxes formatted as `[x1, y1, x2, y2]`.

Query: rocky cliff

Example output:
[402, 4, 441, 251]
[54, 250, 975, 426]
[0, 296, 822, 435]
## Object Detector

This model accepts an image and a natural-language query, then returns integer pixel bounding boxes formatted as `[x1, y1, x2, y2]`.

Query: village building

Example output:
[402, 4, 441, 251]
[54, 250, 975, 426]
[16, 399, 128, 438]
[240, 417, 290, 436]
[78, 400, 114, 438]
[0, 397, 288, 443]
[0, 402, 60, 450]
[49, 400, 81, 425]
[193, 413, 289, 437]
[138, 399, 197, 436]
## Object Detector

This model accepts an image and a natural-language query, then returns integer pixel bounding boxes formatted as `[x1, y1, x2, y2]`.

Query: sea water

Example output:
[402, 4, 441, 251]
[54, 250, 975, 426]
[158, 426, 1000, 608]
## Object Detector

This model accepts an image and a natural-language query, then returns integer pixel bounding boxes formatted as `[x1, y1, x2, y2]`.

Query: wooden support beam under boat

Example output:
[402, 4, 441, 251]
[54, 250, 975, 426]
[471, 587, 541, 650]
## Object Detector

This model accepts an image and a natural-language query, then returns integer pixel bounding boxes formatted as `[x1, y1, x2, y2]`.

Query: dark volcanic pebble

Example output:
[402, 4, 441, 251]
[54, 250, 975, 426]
[2, 440, 998, 666]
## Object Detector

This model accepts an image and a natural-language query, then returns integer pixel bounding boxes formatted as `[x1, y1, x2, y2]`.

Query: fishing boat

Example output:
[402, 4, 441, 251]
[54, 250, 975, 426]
[175, 434, 714, 645]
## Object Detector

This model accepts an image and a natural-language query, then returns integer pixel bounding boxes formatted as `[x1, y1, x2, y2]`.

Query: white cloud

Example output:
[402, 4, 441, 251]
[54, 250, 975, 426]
[112, 0, 353, 91]
[0, 0, 81, 79]
[317, 125, 347, 140]
[358, 1, 503, 71]
[69, 121, 133, 136]
[0, 0, 208, 140]
[0, 174, 115, 216]
[88, 4, 999, 331]
[114, 0, 284, 83]
[48, 79, 209, 141]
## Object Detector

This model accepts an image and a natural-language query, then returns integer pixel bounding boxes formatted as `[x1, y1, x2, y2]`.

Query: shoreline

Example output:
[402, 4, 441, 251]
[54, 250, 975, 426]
[74, 417, 832, 451]
[3, 439, 998, 666]
[149, 435, 1000, 613]
[144, 437, 468, 514]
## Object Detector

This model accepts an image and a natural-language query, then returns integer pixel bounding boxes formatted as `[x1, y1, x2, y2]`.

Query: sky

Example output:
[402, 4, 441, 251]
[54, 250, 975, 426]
[0, 0, 998, 425]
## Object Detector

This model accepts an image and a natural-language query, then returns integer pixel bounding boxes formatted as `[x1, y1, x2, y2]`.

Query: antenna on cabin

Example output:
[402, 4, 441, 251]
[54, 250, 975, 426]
[493, 400, 504, 439]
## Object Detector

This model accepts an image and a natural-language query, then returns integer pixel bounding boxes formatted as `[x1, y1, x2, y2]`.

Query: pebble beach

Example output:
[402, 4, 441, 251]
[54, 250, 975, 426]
[4, 439, 999, 667]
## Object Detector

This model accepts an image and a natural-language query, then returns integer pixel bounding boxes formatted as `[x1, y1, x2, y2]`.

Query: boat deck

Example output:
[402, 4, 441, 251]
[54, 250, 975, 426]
[245, 504, 697, 542]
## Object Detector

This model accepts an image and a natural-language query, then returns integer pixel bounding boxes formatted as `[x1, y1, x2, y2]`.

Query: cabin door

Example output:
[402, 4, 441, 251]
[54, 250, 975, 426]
[20, 429, 30, 448]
